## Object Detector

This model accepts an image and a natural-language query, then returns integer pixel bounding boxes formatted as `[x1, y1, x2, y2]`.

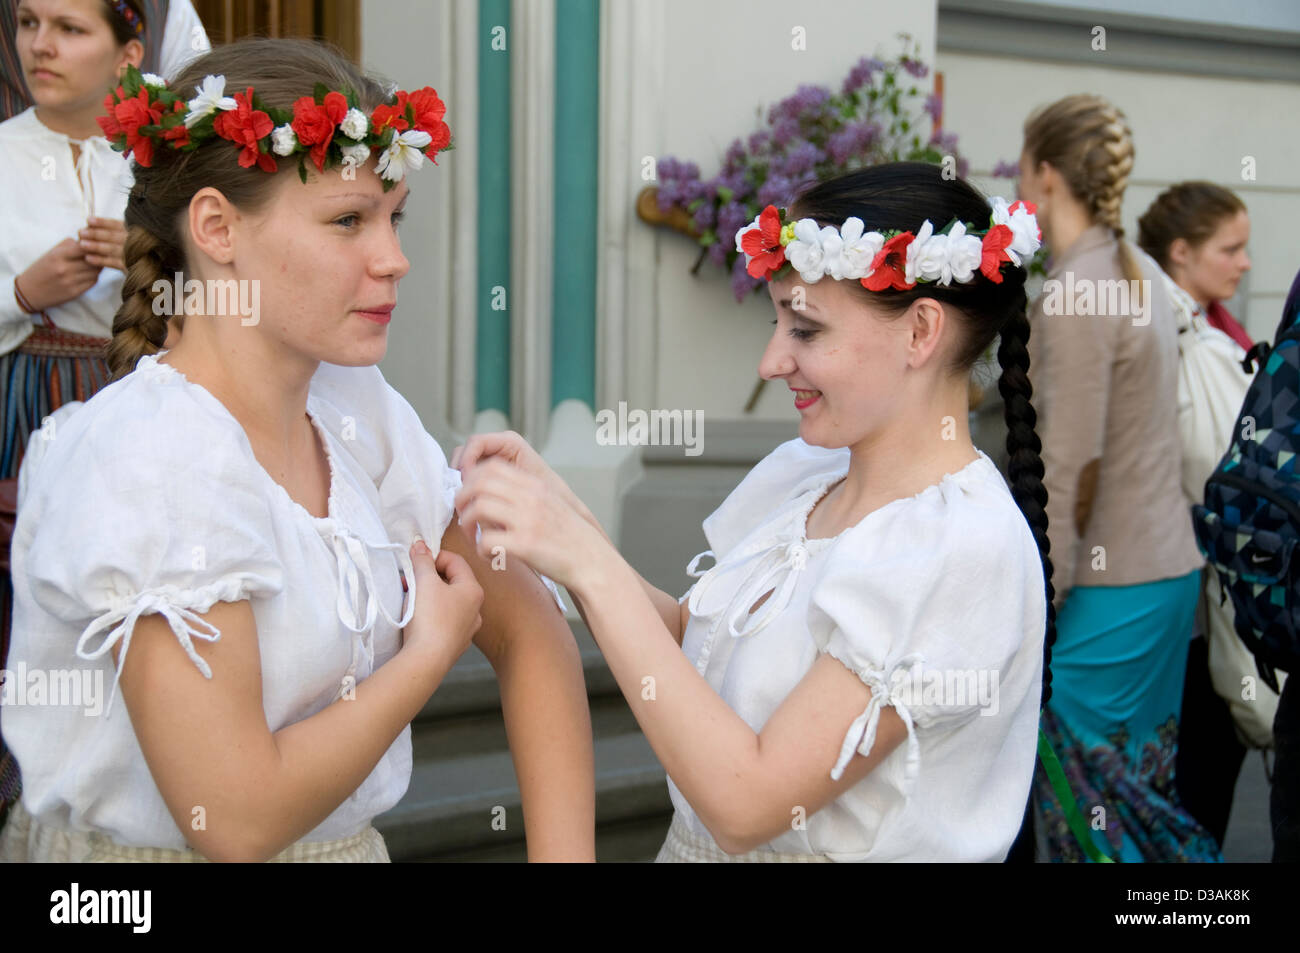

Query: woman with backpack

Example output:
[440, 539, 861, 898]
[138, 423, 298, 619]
[1017, 95, 1221, 861]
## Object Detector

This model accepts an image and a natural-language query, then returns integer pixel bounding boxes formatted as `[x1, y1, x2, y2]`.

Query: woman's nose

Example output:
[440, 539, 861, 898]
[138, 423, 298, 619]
[758, 330, 795, 380]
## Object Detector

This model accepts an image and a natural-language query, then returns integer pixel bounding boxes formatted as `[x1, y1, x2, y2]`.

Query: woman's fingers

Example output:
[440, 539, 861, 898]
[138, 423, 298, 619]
[454, 430, 530, 472]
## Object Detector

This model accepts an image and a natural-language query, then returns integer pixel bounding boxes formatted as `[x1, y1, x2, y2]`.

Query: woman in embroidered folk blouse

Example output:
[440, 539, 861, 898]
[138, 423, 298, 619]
[455, 163, 1052, 861]
[0, 38, 594, 862]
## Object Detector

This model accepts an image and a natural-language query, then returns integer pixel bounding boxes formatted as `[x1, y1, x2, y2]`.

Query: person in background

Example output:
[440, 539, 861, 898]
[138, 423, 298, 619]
[1137, 182, 1256, 852]
[1016, 93, 1220, 861]
[0, 0, 209, 121]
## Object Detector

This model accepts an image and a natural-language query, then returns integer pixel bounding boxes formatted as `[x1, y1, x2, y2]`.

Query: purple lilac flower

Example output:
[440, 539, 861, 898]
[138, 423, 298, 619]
[992, 158, 1020, 179]
[722, 138, 746, 174]
[655, 179, 684, 212]
[707, 242, 728, 268]
[717, 200, 749, 248]
[778, 140, 824, 178]
[757, 174, 796, 209]
[929, 129, 959, 154]
[692, 200, 717, 232]
[716, 171, 751, 202]
[901, 57, 929, 79]
[827, 121, 880, 165]
[768, 84, 831, 124]
[923, 93, 942, 122]
[730, 255, 761, 302]
[747, 130, 771, 153]
[843, 56, 885, 94]
[771, 116, 801, 149]
[658, 156, 681, 180]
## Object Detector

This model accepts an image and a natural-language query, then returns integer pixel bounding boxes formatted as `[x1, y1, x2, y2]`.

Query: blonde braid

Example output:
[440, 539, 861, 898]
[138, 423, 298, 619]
[106, 224, 176, 381]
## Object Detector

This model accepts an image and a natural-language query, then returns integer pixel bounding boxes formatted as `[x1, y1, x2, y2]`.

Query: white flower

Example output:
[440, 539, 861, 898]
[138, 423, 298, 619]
[375, 128, 433, 182]
[270, 124, 298, 156]
[141, 73, 167, 88]
[989, 196, 1042, 266]
[905, 220, 951, 285]
[784, 219, 839, 283]
[829, 217, 885, 280]
[185, 74, 237, 128]
[946, 221, 984, 284]
[340, 142, 372, 168]
[340, 108, 369, 140]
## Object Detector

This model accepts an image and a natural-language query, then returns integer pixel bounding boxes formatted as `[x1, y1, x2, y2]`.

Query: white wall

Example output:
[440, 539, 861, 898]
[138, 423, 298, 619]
[642, 0, 939, 422]
[937, 49, 1300, 344]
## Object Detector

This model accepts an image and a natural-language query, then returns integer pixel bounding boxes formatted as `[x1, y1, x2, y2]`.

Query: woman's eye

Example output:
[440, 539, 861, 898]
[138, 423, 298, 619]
[391, 211, 405, 228]
[788, 328, 816, 341]
[334, 214, 359, 228]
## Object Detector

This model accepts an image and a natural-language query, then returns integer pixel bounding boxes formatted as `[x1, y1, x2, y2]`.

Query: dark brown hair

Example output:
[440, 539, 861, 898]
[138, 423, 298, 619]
[107, 37, 390, 379]
[100, 0, 146, 46]
[1137, 182, 1247, 272]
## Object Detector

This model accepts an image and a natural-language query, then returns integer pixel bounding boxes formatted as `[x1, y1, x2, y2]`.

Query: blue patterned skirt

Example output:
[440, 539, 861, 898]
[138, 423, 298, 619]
[1033, 570, 1224, 862]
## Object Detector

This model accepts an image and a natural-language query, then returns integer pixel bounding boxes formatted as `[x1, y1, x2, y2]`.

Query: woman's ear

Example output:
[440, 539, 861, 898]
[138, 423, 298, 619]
[905, 297, 946, 370]
[188, 187, 238, 268]
[118, 38, 145, 73]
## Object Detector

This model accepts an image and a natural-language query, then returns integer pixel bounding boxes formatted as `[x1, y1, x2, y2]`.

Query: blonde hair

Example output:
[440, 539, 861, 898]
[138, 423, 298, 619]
[1023, 94, 1143, 288]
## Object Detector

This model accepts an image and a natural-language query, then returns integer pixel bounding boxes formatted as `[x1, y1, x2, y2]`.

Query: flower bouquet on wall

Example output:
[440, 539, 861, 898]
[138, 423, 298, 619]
[638, 36, 967, 303]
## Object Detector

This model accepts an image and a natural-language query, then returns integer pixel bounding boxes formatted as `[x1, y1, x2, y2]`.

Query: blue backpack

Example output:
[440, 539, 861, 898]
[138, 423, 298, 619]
[1192, 273, 1300, 693]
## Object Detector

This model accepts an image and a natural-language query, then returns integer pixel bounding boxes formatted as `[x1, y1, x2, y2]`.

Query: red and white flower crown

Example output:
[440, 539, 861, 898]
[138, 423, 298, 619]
[736, 197, 1041, 290]
[97, 65, 451, 190]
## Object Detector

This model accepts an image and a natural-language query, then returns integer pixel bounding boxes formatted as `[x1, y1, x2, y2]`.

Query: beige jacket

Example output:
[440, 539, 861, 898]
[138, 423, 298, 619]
[1026, 225, 1204, 609]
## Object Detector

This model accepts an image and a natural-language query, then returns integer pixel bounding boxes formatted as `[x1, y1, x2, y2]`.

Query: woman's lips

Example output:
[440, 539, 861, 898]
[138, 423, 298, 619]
[356, 307, 393, 325]
[792, 388, 821, 410]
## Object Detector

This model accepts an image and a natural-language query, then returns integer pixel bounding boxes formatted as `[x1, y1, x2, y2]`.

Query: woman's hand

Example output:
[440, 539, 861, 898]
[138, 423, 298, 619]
[454, 452, 613, 591]
[79, 217, 129, 271]
[400, 540, 483, 669]
[452, 431, 608, 543]
[16, 238, 102, 311]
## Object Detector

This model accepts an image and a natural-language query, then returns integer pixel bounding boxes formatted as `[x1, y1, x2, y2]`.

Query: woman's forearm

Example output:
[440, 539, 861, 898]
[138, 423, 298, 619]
[492, 607, 596, 861]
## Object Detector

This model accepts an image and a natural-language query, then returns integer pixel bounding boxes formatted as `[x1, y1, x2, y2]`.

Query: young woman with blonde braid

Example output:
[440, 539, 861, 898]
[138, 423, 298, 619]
[0, 38, 594, 862]
[1016, 94, 1221, 862]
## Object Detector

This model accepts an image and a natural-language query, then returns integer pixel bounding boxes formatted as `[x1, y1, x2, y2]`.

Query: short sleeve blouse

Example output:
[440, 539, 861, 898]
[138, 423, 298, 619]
[667, 439, 1047, 862]
[2, 353, 460, 850]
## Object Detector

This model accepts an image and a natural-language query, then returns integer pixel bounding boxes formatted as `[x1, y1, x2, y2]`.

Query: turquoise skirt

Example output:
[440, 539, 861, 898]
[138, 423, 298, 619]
[1033, 570, 1223, 862]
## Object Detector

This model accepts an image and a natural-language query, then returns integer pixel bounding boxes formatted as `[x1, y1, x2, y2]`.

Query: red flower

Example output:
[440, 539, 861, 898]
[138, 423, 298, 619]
[291, 91, 348, 171]
[739, 205, 786, 279]
[371, 91, 410, 135]
[213, 87, 276, 172]
[162, 101, 190, 149]
[980, 224, 1013, 283]
[107, 88, 164, 166]
[406, 87, 451, 158]
[96, 89, 125, 140]
[861, 231, 914, 292]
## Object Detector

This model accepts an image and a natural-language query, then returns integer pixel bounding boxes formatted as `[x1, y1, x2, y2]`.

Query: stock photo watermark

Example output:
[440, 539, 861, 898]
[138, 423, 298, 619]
[151, 272, 261, 326]
[595, 402, 704, 457]
[1040, 273, 1151, 327]
[0, 664, 105, 717]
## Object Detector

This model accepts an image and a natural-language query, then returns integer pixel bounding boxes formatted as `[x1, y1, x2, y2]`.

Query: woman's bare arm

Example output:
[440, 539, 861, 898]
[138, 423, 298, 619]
[440, 519, 597, 861]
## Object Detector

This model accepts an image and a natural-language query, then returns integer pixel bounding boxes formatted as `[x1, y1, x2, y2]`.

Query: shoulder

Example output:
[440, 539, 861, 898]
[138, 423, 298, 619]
[23, 355, 261, 517]
[810, 453, 1044, 667]
[703, 438, 848, 557]
[0, 107, 42, 145]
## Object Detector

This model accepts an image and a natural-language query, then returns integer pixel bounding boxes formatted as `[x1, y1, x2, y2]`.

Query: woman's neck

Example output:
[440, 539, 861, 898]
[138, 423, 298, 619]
[34, 104, 105, 141]
[162, 326, 319, 450]
[1042, 197, 1096, 261]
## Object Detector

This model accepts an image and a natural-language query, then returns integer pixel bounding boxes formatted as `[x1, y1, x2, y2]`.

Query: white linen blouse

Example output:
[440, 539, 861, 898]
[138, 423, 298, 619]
[0, 107, 134, 356]
[666, 439, 1048, 862]
[3, 352, 463, 850]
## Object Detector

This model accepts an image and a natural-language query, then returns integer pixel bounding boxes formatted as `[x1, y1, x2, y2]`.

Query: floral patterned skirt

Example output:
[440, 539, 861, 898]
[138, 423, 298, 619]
[1033, 570, 1223, 862]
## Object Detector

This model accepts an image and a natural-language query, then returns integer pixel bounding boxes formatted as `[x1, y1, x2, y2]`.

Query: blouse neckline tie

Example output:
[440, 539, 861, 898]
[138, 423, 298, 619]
[325, 522, 416, 675]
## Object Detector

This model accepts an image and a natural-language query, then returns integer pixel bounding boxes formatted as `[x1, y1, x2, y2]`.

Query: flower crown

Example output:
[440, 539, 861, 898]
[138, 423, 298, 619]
[97, 64, 452, 190]
[735, 196, 1041, 290]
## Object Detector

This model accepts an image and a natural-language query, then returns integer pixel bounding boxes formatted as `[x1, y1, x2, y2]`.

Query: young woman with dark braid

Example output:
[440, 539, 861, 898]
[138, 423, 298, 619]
[0, 38, 594, 862]
[452, 161, 1053, 861]
[1017, 94, 1221, 861]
